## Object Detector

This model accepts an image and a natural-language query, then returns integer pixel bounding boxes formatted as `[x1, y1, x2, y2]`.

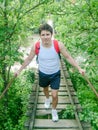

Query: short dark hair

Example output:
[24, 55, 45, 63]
[39, 23, 53, 35]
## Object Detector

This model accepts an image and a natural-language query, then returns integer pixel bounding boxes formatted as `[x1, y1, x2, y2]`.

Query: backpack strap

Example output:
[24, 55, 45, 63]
[35, 41, 40, 55]
[53, 39, 60, 53]
[53, 39, 61, 59]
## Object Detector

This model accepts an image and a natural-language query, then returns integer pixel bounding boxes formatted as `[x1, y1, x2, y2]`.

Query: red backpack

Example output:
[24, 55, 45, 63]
[35, 39, 61, 59]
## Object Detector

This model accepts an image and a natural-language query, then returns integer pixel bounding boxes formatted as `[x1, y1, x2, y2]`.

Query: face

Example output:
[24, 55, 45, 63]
[40, 30, 52, 44]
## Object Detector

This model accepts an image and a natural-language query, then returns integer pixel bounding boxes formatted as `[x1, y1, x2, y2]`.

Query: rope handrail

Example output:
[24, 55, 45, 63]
[0, 75, 17, 100]
[83, 75, 98, 98]
[0, 74, 98, 100]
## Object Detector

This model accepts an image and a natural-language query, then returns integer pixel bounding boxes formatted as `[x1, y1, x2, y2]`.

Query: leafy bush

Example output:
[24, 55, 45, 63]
[68, 71, 98, 130]
[0, 69, 35, 130]
[61, 105, 75, 119]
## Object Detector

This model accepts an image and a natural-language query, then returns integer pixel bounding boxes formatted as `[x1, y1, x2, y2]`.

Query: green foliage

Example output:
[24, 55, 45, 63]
[79, 108, 98, 130]
[61, 105, 75, 119]
[23, 69, 35, 83]
[0, 69, 35, 130]
[68, 71, 98, 130]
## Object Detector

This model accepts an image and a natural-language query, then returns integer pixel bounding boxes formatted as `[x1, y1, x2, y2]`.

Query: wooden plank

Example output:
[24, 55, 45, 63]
[34, 119, 91, 130]
[34, 128, 91, 130]
[38, 91, 76, 96]
[36, 104, 81, 115]
[37, 96, 79, 104]
[36, 109, 62, 115]
[39, 87, 75, 92]
[37, 104, 66, 109]
[33, 128, 79, 130]
[36, 104, 81, 110]
[34, 126, 91, 130]
[60, 79, 67, 84]
[34, 119, 79, 128]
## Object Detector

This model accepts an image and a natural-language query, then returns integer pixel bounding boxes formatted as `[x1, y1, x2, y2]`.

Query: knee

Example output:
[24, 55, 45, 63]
[44, 87, 49, 91]
[52, 92, 58, 99]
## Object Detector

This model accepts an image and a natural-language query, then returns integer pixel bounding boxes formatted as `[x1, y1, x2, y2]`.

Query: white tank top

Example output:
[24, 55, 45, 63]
[38, 41, 60, 74]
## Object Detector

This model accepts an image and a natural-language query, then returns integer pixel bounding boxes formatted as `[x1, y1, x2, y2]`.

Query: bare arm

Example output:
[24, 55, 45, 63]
[59, 42, 85, 75]
[15, 45, 36, 76]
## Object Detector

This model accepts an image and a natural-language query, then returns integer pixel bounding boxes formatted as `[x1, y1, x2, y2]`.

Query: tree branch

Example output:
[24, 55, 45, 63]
[19, 1, 48, 20]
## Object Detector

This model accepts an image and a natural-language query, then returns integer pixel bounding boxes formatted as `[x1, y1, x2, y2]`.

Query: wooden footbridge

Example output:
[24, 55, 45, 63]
[24, 58, 91, 130]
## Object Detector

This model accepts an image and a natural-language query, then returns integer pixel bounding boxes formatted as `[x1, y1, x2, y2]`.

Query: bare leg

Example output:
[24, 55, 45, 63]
[43, 86, 51, 109]
[51, 89, 59, 121]
[43, 86, 49, 98]
[51, 89, 58, 109]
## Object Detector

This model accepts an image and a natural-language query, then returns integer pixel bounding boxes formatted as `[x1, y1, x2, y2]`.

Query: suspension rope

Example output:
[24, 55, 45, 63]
[0, 75, 17, 100]
[0, 74, 98, 100]
[84, 75, 98, 98]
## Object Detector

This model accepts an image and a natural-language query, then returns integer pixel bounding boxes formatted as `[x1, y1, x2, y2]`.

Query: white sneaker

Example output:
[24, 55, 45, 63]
[52, 109, 59, 122]
[44, 98, 51, 109]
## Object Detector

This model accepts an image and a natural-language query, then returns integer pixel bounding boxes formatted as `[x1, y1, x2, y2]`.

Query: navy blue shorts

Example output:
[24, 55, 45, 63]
[39, 70, 61, 90]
